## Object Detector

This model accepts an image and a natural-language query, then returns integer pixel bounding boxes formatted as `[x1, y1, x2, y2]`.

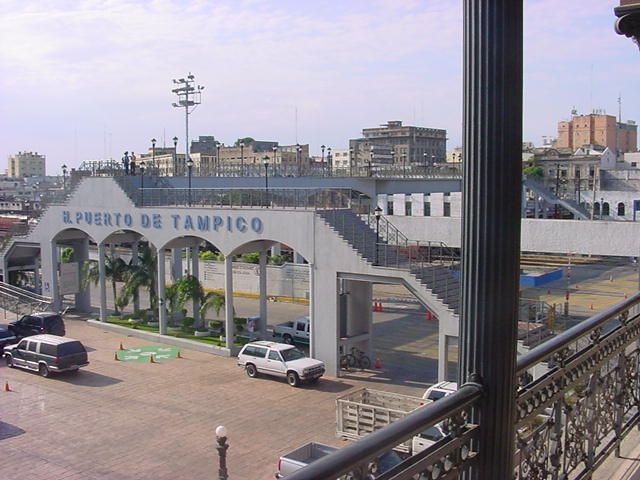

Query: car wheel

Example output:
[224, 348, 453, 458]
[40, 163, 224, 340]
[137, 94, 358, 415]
[38, 364, 50, 378]
[246, 364, 258, 378]
[283, 334, 293, 345]
[287, 371, 300, 387]
[5, 355, 13, 368]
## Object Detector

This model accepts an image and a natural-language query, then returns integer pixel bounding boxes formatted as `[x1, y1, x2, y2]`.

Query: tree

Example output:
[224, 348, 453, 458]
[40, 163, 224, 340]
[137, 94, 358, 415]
[523, 166, 543, 179]
[120, 243, 157, 312]
[61, 247, 74, 264]
[200, 291, 225, 321]
[234, 137, 254, 147]
[83, 255, 128, 314]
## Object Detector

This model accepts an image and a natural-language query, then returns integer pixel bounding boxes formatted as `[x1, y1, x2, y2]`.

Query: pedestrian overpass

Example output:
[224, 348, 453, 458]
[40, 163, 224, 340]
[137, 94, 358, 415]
[0, 176, 460, 377]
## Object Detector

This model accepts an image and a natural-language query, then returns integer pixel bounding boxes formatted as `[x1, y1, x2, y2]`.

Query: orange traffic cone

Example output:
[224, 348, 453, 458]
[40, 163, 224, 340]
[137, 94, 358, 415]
[149, 354, 157, 364]
[114, 352, 120, 361]
[119, 342, 124, 351]
[426, 311, 433, 321]
[374, 358, 382, 369]
[372, 301, 377, 312]
[4, 381, 11, 392]
[378, 302, 384, 312]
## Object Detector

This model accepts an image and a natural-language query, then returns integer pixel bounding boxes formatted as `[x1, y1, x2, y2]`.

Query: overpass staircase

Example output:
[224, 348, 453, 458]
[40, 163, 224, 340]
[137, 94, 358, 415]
[0, 281, 53, 318]
[317, 208, 460, 322]
[524, 177, 590, 220]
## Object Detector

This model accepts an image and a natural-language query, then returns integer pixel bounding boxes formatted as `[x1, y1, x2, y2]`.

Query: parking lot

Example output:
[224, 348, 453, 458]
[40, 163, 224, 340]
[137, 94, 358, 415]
[0, 299, 437, 480]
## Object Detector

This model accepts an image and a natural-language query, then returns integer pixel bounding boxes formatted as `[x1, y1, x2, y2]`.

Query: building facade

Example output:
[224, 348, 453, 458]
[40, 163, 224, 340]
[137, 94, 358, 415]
[8, 152, 46, 178]
[350, 121, 447, 170]
[556, 112, 638, 155]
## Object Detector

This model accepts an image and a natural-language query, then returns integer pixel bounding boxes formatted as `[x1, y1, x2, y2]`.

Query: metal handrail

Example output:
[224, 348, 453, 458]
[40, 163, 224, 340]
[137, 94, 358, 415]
[286, 383, 482, 480]
[516, 291, 640, 374]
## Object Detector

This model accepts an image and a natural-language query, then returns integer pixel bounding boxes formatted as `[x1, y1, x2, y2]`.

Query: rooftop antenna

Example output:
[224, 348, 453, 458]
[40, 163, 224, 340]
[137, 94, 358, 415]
[618, 93, 622, 123]
[171, 72, 204, 174]
[295, 106, 298, 144]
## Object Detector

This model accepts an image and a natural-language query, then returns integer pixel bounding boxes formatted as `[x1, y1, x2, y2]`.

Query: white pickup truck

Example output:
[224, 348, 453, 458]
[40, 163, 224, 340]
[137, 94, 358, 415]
[273, 316, 310, 346]
[276, 442, 403, 478]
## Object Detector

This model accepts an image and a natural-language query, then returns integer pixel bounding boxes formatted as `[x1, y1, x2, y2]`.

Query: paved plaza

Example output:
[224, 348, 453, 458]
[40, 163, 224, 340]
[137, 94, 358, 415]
[0, 304, 436, 480]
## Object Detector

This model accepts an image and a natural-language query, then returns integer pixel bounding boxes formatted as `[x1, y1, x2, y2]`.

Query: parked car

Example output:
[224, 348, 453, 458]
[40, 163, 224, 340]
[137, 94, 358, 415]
[412, 424, 447, 454]
[422, 381, 457, 401]
[3, 334, 88, 377]
[237, 341, 324, 387]
[0, 327, 17, 349]
[8, 312, 66, 338]
[276, 441, 404, 478]
[273, 316, 310, 346]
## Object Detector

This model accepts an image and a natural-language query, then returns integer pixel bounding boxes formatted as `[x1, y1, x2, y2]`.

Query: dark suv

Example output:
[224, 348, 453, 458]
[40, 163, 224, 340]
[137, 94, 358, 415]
[4, 334, 89, 377]
[8, 312, 66, 338]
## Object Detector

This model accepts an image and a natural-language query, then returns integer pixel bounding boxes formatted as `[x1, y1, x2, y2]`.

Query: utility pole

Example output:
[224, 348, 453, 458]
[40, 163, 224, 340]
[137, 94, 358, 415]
[172, 73, 204, 177]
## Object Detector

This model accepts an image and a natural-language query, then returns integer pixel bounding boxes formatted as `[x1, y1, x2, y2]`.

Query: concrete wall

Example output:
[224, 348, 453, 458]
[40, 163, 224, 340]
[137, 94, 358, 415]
[387, 215, 640, 257]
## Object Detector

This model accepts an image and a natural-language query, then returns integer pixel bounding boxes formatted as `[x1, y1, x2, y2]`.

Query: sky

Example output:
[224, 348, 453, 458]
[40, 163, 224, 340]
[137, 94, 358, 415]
[1, 0, 638, 174]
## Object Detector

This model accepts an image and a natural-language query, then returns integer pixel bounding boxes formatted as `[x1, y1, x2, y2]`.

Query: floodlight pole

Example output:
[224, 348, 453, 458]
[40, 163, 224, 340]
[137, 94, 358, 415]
[172, 73, 204, 177]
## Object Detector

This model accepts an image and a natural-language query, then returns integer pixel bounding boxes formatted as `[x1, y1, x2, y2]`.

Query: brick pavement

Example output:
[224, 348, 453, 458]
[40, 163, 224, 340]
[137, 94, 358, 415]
[0, 318, 426, 480]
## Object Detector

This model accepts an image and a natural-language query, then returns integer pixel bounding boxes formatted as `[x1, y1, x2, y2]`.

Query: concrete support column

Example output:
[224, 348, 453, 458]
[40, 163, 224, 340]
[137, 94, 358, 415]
[460, 1, 523, 477]
[50, 241, 61, 312]
[171, 248, 182, 282]
[73, 238, 91, 312]
[224, 256, 234, 349]
[34, 257, 41, 295]
[259, 250, 268, 338]
[158, 248, 167, 335]
[311, 266, 338, 376]
[191, 246, 200, 327]
[438, 334, 449, 382]
[132, 241, 140, 312]
[98, 243, 107, 321]
[309, 263, 315, 358]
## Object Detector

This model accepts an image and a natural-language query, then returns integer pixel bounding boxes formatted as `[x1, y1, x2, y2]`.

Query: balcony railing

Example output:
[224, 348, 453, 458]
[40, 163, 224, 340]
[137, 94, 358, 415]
[284, 293, 640, 479]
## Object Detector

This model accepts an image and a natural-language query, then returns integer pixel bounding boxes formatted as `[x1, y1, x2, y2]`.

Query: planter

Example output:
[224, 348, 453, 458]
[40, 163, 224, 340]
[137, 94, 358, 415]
[194, 330, 210, 337]
[147, 321, 159, 328]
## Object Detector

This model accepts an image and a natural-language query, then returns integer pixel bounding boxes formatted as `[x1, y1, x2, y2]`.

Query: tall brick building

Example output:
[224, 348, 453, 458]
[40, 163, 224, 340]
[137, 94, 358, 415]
[556, 112, 637, 155]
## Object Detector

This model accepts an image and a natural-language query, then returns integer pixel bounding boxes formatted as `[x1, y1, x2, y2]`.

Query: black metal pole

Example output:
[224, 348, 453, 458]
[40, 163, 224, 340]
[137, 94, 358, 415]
[460, 1, 523, 479]
[375, 216, 380, 265]
[264, 163, 269, 208]
[141, 169, 144, 206]
[188, 165, 192, 206]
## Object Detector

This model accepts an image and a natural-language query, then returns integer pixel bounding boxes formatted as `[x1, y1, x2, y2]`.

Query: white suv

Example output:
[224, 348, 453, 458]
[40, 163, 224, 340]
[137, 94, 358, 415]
[237, 341, 325, 387]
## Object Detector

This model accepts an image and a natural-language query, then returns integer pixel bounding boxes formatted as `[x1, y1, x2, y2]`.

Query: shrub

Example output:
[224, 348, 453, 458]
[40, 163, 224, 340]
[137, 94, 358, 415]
[199, 250, 217, 261]
[269, 255, 285, 265]
[238, 252, 260, 264]
[182, 316, 195, 329]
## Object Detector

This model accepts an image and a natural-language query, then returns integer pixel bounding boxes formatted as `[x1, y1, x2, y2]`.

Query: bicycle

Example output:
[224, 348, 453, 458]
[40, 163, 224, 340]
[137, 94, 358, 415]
[340, 347, 371, 370]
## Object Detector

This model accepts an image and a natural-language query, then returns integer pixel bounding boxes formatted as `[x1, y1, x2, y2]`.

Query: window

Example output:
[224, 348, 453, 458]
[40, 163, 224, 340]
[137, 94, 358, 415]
[24, 316, 40, 328]
[443, 202, 451, 217]
[27, 342, 38, 352]
[387, 201, 394, 215]
[603, 202, 610, 216]
[58, 341, 86, 356]
[243, 346, 267, 358]
[281, 348, 306, 362]
[40, 343, 56, 356]
[424, 201, 431, 216]
[17, 340, 27, 350]
[618, 202, 625, 216]
[268, 350, 282, 361]
[405, 201, 412, 216]
[296, 322, 306, 332]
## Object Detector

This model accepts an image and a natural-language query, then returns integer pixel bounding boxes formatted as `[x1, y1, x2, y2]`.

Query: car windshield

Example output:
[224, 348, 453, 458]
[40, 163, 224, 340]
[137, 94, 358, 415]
[427, 390, 447, 401]
[281, 348, 306, 362]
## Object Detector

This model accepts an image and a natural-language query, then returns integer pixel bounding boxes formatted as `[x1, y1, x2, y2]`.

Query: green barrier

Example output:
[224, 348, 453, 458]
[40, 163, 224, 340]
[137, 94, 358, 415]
[115, 346, 180, 362]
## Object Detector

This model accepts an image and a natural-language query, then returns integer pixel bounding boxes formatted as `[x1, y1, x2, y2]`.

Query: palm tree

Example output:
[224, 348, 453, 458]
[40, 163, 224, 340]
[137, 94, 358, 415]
[120, 242, 157, 312]
[82, 255, 128, 314]
[199, 291, 225, 323]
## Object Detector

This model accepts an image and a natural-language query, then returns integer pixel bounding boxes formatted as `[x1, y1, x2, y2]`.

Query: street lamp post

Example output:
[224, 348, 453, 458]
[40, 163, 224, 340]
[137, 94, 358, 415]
[151, 138, 156, 174]
[215, 426, 229, 480]
[172, 73, 204, 180]
[321, 144, 326, 176]
[140, 161, 145, 206]
[402, 153, 407, 177]
[272, 146, 278, 175]
[61, 164, 68, 191]
[240, 141, 244, 176]
[601, 197, 605, 219]
[390, 150, 396, 174]
[187, 158, 194, 206]
[327, 147, 332, 176]
[374, 206, 382, 265]
[173, 136, 178, 176]
[263, 157, 270, 208]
